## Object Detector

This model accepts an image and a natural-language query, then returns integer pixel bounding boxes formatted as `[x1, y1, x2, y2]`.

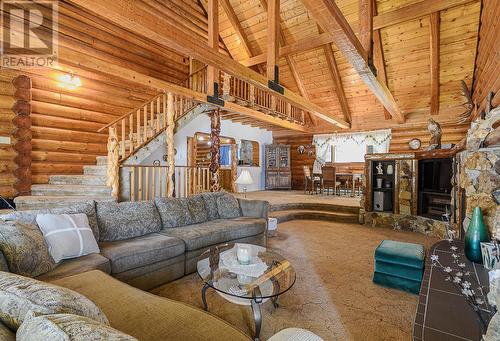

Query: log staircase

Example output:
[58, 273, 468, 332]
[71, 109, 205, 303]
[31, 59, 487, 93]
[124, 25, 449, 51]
[14, 92, 204, 210]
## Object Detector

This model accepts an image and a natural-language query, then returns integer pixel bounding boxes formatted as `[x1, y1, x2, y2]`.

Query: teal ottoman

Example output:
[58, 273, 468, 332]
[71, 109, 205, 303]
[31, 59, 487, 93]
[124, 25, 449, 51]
[373, 240, 425, 294]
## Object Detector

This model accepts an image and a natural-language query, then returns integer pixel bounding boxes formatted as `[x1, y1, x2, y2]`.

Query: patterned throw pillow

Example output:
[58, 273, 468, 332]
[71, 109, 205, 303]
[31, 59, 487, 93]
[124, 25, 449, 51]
[17, 313, 137, 341]
[216, 193, 242, 219]
[96, 201, 162, 241]
[199, 192, 223, 220]
[36, 214, 100, 263]
[0, 220, 56, 277]
[155, 198, 192, 228]
[187, 195, 208, 224]
[0, 272, 109, 330]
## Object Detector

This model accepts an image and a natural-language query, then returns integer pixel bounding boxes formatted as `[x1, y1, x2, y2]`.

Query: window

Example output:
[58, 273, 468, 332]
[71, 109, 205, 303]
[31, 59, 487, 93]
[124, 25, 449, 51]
[219, 145, 232, 166]
[238, 140, 259, 166]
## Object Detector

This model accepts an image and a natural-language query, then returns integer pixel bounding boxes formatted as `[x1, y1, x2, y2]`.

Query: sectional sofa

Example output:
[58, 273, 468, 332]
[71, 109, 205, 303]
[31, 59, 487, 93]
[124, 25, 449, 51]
[0, 192, 270, 340]
[0, 192, 269, 290]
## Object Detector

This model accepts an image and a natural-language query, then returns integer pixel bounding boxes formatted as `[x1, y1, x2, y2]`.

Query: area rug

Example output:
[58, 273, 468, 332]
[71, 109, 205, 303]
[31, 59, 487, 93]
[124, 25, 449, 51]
[151, 220, 438, 340]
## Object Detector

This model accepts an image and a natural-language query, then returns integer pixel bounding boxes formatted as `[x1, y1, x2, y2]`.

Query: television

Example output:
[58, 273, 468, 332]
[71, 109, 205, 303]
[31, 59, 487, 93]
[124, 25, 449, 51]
[419, 158, 453, 193]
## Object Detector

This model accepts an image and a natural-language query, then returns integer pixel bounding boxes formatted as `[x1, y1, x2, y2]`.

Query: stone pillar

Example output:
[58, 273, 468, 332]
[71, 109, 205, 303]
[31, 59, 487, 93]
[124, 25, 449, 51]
[209, 109, 221, 192]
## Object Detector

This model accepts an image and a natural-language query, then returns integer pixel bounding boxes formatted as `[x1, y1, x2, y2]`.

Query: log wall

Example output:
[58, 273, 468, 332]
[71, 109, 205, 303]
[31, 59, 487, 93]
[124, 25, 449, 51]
[274, 123, 469, 190]
[472, 0, 500, 114]
[0, 1, 196, 186]
[0, 75, 16, 198]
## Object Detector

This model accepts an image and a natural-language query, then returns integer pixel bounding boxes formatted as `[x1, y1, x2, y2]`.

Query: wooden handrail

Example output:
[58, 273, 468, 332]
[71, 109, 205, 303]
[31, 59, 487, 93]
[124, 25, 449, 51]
[98, 93, 164, 133]
[177, 65, 208, 86]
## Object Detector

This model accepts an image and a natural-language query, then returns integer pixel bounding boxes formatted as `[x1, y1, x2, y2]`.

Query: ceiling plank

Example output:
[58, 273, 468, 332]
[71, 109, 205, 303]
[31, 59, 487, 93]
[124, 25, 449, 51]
[241, 0, 477, 67]
[207, 0, 218, 95]
[219, 0, 253, 57]
[359, 0, 373, 59]
[372, 0, 390, 120]
[69, 0, 349, 128]
[266, 0, 280, 82]
[323, 44, 352, 124]
[430, 11, 440, 115]
[300, 0, 404, 123]
[218, 0, 265, 74]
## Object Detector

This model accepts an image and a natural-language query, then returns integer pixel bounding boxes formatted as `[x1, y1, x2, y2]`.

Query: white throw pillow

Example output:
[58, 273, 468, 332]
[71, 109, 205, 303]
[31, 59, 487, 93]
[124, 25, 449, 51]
[35, 213, 100, 263]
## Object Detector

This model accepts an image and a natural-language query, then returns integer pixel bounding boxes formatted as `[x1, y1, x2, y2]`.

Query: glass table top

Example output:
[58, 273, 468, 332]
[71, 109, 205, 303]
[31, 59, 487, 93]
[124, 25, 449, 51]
[197, 243, 296, 300]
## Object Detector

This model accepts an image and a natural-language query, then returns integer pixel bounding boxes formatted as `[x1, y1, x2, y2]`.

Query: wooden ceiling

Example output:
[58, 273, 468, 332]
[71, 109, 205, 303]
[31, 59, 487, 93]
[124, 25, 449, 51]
[208, 0, 481, 132]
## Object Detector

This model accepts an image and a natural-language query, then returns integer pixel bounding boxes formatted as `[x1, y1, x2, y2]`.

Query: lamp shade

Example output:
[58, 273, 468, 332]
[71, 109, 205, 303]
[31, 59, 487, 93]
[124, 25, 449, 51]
[235, 170, 253, 185]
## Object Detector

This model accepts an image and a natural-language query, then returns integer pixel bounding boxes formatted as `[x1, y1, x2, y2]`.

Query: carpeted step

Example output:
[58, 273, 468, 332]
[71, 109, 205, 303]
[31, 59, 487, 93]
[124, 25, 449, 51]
[13, 195, 115, 210]
[31, 184, 111, 196]
[270, 202, 359, 214]
[96, 156, 108, 166]
[48, 175, 107, 186]
[270, 209, 359, 224]
[83, 165, 107, 176]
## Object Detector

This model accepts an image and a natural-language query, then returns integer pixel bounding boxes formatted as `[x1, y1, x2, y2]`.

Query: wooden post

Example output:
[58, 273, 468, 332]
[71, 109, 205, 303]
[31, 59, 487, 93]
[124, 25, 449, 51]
[231, 143, 238, 193]
[267, 0, 280, 83]
[222, 72, 232, 99]
[207, 0, 219, 96]
[106, 125, 119, 200]
[359, 0, 373, 60]
[166, 92, 175, 197]
[209, 109, 221, 192]
[12, 75, 32, 197]
[430, 11, 440, 115]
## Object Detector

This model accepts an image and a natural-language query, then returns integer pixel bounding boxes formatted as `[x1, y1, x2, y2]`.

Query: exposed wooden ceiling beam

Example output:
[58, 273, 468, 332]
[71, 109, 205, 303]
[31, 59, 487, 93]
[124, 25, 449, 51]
[430, 11, 440, 115]
[241, 0, 478, 67]
[359, 0, 373, 59]
[56, 48, 307, 132]
[266, 0, 280, 81]
[372, 0, 390, 120]
[323, 44, 352, 124]
[69, 0, 349, 129]
[300, 0, 404, 123]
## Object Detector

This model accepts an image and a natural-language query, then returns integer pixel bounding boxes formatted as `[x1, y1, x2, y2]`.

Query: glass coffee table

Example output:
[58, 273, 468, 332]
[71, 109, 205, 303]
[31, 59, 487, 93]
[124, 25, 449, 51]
[197, 243, 296, 341]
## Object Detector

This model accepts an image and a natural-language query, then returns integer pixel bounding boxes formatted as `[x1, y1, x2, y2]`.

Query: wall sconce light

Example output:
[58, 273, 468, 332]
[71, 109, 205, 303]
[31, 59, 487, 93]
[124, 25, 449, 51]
[58, 72, 82, 90]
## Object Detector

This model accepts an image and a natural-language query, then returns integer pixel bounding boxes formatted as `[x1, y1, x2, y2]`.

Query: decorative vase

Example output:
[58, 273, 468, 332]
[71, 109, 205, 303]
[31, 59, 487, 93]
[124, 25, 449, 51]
[465, 207, 489, 263]
[376, 178, 383, 188]
[387, 164, 394, 175]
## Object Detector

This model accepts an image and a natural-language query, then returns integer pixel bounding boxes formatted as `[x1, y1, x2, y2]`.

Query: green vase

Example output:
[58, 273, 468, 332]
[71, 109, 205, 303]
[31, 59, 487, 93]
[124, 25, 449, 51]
[464, 207, 489, 263]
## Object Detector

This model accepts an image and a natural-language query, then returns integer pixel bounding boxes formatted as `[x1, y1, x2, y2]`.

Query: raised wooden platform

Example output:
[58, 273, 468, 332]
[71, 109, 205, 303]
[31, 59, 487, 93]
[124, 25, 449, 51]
[236, 190, 361, 224]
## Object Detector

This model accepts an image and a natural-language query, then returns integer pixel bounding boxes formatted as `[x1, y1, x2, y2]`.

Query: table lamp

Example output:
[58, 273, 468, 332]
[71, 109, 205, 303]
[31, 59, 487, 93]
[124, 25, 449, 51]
[235, 170, 253, 198]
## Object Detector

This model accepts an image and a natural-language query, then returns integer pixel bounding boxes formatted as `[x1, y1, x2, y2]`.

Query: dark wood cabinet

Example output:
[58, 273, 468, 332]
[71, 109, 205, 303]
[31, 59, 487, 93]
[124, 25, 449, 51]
[265, 145, 291, 190]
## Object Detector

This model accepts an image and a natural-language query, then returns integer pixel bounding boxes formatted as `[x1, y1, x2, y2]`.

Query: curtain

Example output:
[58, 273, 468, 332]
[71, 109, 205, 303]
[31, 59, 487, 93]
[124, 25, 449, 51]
[219, 145, 231, 166]
[313, 129, 391, 163]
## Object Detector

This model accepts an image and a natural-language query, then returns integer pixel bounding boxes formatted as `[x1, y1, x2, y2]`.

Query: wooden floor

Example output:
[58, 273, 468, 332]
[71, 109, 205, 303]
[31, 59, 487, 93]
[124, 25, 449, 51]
[234, 190, 361, 207]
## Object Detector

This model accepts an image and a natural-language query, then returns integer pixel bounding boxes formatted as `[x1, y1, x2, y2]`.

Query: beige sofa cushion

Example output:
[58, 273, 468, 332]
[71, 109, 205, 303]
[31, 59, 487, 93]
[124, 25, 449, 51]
[160, 217, 266, 251]
[52, 270, 251, 341]
[17, 313, 137, 341]
[0, 271, 108, 330]
[99, 233, 185, 274]
[37, 254, 111, 282]
[0, 322, 14, 341]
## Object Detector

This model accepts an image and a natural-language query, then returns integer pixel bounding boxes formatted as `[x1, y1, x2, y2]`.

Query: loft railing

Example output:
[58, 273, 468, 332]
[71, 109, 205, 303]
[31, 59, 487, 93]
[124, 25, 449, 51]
[122, 165, 211, 201]
[221, 71, 306, 125]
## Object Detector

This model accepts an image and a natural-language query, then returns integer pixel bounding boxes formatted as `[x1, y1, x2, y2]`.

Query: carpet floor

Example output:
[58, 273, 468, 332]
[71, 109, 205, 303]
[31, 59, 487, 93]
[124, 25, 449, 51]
[151, 220, 438, 341]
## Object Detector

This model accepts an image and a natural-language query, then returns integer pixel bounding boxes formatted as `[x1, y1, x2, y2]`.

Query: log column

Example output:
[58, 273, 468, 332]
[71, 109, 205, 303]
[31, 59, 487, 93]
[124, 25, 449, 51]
[12, 75, 32, 197]
[209, 109, 221, 192]
[106, 125, 119, 200]
[166, 92, 175, 197]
